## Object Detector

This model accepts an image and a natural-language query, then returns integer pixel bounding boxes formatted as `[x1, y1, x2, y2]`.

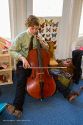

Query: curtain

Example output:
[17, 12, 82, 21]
[9, 0, 27, 39]
[56, 0, 82, 59]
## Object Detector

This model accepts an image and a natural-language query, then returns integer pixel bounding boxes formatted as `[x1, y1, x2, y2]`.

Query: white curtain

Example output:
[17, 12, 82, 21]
[56, 0, 82, 59]
[9, 0, 27, 39]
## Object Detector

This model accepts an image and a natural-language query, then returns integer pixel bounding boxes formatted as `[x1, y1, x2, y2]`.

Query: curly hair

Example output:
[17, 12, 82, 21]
[25, 15, 39, 28]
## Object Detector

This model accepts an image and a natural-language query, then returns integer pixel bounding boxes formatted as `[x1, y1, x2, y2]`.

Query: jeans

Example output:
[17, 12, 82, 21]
[72, 50, 83, 84]
[13, 61, 32, 111]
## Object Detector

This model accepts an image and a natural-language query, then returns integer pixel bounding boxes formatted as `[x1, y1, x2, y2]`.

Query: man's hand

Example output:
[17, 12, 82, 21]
[19, 55, 30, 69]
[35, 35, 49, 49]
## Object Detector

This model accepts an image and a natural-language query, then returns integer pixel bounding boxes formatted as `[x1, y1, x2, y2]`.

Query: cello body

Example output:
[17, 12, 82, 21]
[26, 45, 56, 99]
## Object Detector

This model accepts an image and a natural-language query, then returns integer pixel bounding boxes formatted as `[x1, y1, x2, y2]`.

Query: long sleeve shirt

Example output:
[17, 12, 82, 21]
[9, 31, 48, 62]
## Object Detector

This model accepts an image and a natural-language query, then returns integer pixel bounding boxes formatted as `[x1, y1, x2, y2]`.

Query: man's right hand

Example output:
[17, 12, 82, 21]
[19, 55, 30, 69]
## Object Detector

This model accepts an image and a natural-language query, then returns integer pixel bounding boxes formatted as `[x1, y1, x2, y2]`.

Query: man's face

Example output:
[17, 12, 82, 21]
[29, 26, 39, 35]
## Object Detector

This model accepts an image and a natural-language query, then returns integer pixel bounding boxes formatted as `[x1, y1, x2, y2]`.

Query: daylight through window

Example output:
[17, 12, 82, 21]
[33, 0, 64, 17]
[0, 0, 11, 39]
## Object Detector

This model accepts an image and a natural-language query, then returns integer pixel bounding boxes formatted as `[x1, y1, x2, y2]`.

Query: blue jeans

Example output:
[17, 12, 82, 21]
[13, 61, 32, 111]
[72, 50, 83, 84]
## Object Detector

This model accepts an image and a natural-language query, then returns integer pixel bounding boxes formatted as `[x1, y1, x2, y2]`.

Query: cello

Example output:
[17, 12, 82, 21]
[26, 36, 56, 99]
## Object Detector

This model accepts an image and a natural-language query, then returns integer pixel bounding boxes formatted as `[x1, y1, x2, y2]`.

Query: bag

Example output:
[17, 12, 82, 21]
[58, 71, 72, 87]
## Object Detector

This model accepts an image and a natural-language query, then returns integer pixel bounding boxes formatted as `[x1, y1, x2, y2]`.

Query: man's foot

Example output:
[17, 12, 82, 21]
[12, 109, 22, 118]
[67, 91, 79, 102]
[6, 104, 15, 114]
[6, 104, 22, 118]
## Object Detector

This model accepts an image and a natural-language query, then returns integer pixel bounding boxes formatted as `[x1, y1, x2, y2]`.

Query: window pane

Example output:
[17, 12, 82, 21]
[0, 0, 11, 39]
[33, 0, 64, 17]
[79, 2, 83, 37]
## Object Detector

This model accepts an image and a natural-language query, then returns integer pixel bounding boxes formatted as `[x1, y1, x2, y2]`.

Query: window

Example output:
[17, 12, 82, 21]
[33, 0, 64, 17]
[79, 2, 83, 37]
[0, 0, 11, 39]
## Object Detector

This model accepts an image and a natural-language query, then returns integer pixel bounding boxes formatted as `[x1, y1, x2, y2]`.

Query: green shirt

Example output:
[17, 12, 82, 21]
[9, 31, 47, 62]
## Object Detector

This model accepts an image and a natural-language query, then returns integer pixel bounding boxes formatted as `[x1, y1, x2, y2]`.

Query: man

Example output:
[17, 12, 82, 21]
[6, 15, 49, 118]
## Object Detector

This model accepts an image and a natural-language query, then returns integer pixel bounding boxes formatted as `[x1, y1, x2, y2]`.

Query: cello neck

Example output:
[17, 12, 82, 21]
[36, 38, 43, 71]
